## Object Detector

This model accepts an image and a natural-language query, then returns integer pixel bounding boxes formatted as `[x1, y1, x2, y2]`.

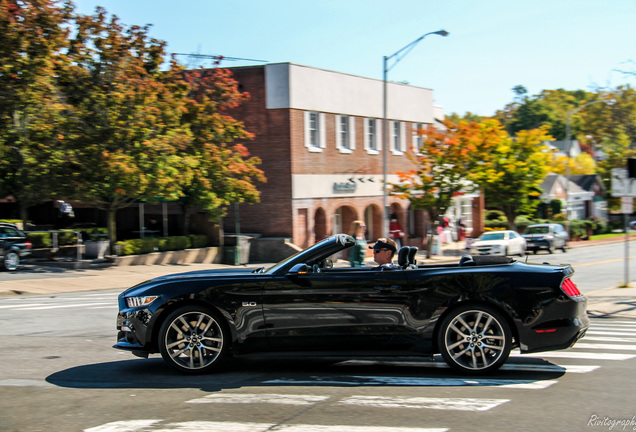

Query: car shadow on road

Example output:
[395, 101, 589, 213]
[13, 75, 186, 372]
[45, 355, 566, 392]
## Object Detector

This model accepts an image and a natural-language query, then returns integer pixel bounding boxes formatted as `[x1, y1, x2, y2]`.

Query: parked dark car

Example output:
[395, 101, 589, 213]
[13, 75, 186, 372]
[114, 234, 589, 375]
[0, 223, 32, 271]
[523, 223, 569, 254]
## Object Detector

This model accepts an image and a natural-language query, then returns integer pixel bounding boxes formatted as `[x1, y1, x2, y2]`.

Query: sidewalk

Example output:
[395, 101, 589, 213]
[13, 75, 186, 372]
[1, 236, 634, 319]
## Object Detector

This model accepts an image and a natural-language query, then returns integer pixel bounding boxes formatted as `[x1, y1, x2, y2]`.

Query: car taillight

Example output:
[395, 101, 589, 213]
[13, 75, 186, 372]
[25, 241, 32, 249]
[561, 278, 581, 297]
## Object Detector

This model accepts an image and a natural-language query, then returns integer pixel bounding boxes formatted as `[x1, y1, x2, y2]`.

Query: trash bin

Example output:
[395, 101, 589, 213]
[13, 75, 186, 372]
[84, 240, 110, 259]
[223, 235, 251, 265]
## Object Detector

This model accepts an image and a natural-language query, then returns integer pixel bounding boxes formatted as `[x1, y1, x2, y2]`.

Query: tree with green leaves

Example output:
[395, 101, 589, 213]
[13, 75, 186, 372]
[392, 118, 552, 236]
[56, 7, 192, 246]
[467, 123, 553, 229]
[390, 119, 505, 253]
[0, 0, 73, 225]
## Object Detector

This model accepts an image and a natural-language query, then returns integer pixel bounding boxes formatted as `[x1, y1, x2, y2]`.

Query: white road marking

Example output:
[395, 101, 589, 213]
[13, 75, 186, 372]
[340, 395, 508, 411]
[514, 352, 636, 361]
[10, 302, 112, 310]
[584, 336, 636, 343]
[0, 379, 55, 388]
[336, 359, 599, 374]
[84, 421, 448, 432]
[186, 393, 329, 405]
[587, 328, 636, 335]
[264, 376, 558, 389]
[572, 343, 636, 351]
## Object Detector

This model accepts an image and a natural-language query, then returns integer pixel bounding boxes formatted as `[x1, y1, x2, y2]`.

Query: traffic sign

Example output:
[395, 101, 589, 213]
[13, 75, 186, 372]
[611, 168, 636, 197]
[621, 197, 634, 214]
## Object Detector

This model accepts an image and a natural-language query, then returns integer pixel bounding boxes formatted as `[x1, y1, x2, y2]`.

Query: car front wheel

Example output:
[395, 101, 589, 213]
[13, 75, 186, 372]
[3, 251, 20, 271]
[159, 306, 229, 374]
[438, 304, 512, 374]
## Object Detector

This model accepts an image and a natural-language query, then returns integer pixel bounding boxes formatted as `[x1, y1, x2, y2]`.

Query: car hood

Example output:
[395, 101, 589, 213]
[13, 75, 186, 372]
[149, 267, 260, 282]
[523, 234, 548, 239]
[472, 240, 509, 247]
[120, 267, 262, 298]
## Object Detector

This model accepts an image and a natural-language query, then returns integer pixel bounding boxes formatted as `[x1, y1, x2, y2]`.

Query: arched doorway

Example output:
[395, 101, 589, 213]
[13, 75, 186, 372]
[333, 205, 357, 236]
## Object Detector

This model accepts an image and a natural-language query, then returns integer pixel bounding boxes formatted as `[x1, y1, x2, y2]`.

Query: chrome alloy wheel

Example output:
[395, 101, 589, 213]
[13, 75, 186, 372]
[3, 251, 20, 271]
[160, 308, 226, 373]
[440, 307, 511, 374]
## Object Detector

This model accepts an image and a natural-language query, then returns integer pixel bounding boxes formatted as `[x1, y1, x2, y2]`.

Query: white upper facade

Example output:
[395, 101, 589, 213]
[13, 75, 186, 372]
[265, 63, 438, 123]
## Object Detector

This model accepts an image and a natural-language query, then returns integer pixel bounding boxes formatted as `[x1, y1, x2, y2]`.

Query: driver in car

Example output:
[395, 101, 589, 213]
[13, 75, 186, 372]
[369, 238, 399, 270]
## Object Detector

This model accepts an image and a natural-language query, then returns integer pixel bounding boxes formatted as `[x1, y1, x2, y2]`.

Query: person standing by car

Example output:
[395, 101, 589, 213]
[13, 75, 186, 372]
[389, 214, 404, 248]
[348, 220, 367, 267]
[369, 237, 398, 269]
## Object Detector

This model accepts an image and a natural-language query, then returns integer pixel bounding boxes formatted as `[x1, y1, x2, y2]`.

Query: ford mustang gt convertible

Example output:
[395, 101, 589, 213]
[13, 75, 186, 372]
[114, 234, 589, 375]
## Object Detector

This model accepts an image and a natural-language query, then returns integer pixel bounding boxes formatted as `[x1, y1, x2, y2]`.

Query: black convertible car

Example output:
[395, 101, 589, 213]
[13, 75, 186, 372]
[114, 234, 589, 375]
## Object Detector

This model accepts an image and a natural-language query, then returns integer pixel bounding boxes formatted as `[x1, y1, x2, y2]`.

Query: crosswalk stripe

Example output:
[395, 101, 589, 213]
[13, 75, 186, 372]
[84, 420, 448, 432]
[187, 394, 329, 405]
[264, 376, 558, 389]
[587, 330, 636, 336]
[589, 327, 636, 332]
[589, 320, 636, 325]
[336, 359, 599, 374]
[340, 395, 508, 411]
[515, 352, 636, 361]
[573, 343, 636, 351]
[185, 393, 508, 412]
[584, 336, 636, 343]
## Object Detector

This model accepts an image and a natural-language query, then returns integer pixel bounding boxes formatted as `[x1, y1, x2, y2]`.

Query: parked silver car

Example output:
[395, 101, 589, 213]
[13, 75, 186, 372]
[523, 223, 569, 254]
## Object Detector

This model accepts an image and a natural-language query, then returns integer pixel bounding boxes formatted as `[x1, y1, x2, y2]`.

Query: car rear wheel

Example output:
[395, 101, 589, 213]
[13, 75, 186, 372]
[3, 251, 20, 271]
[438, 304, 512, 374]
[159, 306, 229, 374]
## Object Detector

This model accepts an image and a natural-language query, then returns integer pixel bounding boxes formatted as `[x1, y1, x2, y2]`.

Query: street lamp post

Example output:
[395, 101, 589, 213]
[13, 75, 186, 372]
[564, 99, 615, 222]
[382, 30, 448, 238]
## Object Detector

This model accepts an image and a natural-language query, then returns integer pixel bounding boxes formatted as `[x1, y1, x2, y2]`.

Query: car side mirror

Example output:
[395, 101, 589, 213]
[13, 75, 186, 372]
[288, 263, 310, 275]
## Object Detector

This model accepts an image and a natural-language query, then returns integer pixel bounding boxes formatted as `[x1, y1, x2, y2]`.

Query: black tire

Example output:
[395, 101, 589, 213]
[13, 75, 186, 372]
[3, 251, 20, 271]
[158, 305, 229, 374]
[438, 304, 512, 374]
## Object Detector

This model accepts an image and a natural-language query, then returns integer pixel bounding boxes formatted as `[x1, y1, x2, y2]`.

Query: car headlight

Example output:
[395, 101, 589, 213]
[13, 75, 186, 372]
[126, 295, 159, 308]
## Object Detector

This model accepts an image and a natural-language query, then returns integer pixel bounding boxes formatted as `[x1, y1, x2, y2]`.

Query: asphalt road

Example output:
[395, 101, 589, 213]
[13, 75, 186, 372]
[1, 240, 636, 432]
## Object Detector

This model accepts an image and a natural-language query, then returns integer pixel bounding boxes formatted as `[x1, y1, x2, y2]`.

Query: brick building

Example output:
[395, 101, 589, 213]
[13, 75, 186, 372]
[223, 63, 478, 249]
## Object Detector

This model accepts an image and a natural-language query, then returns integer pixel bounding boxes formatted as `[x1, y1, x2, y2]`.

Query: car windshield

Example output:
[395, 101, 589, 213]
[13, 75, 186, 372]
[479, 232, 505, 241]
[526, 226, 549, 234]
[263, 234, 353, 274]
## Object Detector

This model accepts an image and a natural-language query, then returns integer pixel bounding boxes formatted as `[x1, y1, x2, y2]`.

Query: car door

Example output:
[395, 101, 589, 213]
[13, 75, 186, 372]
[262, 266, 411, 352]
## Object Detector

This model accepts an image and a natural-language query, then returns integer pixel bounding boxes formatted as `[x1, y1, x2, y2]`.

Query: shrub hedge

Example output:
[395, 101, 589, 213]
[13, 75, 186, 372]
[114, 235, 209, 256]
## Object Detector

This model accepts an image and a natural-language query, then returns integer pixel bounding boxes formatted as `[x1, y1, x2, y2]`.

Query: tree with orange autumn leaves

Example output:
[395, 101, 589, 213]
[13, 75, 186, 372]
[53, 5, 264, 245]
[391, 119, 552, 232]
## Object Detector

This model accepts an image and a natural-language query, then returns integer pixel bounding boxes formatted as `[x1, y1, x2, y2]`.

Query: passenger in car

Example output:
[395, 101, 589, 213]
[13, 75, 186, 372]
[369, 238, 399, 270]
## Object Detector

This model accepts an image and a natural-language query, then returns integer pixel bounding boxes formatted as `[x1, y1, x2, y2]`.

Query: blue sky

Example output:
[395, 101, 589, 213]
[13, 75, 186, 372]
[73, 0, 636, 117]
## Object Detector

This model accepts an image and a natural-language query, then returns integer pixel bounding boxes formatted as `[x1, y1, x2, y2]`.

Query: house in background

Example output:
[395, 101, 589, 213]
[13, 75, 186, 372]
[538, 173, 607, 220]
[545, 140, 583, 158]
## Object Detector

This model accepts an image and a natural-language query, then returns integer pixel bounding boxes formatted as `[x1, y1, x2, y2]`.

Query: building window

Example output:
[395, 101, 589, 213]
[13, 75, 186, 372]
[336, 115, 355, 153]
[364, 118, 380, 154]
[391, 121, 405, 154]
[305, 111, 325, 152]
[411, 123, 422, 152]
